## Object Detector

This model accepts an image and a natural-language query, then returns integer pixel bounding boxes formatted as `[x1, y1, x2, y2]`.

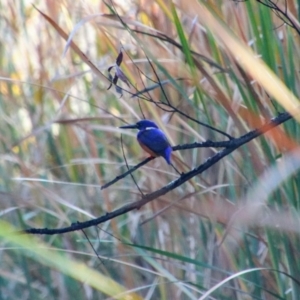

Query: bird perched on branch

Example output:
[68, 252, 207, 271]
[120, 119, 172, 165]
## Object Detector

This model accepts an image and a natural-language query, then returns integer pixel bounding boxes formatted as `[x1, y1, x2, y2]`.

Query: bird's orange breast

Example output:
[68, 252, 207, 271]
[138, 141, 159, 157]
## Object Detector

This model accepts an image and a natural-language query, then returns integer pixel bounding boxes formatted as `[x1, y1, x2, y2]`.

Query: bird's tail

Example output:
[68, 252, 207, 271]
[164, 147, 172, 165]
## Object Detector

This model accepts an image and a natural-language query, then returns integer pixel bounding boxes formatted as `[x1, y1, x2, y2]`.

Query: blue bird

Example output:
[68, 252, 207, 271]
[120, 120, 172, 165]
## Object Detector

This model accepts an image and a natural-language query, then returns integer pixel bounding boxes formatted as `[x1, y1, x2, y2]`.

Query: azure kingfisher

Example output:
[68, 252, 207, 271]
[120, 120, 172, 165]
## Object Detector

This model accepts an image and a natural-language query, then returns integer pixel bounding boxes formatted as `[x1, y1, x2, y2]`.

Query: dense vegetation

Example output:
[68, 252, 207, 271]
[1, 1, 300, 299]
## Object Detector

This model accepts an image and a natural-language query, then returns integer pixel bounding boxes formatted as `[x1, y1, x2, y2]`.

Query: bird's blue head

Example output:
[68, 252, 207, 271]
[120, 119, 159, 130]
[135, 120, 158, 130]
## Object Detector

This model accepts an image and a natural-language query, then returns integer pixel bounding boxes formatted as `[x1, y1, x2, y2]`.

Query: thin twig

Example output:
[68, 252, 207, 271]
[120, 134, 144, 196]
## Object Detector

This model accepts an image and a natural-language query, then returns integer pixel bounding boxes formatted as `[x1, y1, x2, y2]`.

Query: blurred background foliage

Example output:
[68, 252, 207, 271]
[0, 0, 300, 299]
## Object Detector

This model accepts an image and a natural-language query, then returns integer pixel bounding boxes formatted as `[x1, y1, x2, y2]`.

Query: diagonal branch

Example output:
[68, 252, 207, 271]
[255, 0, 300, 36]
[101, 140, 236, 190]
[23, 112, 292, 235]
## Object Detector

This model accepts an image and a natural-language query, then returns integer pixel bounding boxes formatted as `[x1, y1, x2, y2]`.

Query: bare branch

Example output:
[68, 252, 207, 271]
[23, 112, 292, 235]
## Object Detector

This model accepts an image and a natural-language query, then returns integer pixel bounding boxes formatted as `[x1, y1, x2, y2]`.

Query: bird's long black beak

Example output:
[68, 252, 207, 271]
[119, 123, 138, 129]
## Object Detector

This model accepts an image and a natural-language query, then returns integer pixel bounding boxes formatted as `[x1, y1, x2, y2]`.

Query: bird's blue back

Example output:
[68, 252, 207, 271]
[137, 127, 172, 164]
